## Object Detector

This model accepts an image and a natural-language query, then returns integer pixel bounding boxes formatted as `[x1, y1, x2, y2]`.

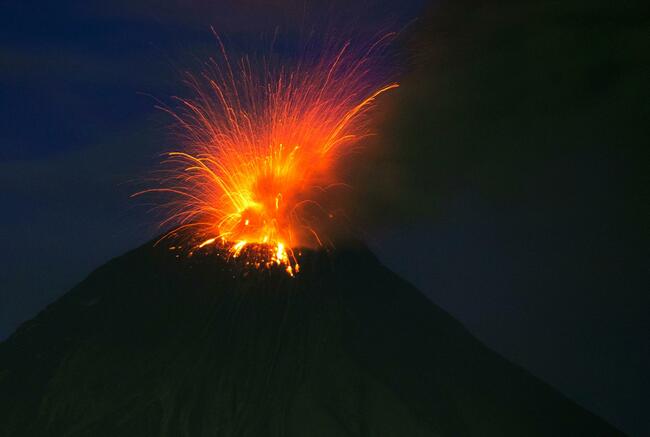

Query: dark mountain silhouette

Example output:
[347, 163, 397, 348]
[0, 239, 621, 436]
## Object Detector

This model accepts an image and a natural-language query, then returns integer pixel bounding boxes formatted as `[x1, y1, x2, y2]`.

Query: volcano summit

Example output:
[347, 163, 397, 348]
[0, 239, 620, 436]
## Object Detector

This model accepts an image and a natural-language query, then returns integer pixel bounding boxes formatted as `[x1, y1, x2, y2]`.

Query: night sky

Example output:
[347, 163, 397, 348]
[1, 1, 647, 435]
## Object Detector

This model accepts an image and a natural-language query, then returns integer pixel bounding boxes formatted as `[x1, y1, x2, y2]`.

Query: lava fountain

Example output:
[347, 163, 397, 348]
[136, 36, 398, 275]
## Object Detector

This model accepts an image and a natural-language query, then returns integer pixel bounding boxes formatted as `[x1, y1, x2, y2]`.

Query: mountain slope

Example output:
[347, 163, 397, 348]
[0, 239, 621, 436]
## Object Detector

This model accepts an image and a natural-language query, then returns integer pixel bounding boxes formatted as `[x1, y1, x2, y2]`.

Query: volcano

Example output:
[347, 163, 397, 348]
[0, 240, 620, 436]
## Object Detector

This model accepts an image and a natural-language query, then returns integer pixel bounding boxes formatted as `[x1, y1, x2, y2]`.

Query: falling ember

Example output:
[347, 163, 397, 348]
[135, 35, 398, 275]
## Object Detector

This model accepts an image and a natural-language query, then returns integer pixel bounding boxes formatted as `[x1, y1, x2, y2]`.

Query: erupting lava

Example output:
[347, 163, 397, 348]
[137, 36, 397, 275]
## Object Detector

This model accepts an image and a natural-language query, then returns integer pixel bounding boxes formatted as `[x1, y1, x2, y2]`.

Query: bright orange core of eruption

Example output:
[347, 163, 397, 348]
[140, 39, 397, 275]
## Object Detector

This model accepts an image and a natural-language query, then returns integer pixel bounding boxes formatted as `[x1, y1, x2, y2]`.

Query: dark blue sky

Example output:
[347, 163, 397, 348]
[1, 1, 647, 435]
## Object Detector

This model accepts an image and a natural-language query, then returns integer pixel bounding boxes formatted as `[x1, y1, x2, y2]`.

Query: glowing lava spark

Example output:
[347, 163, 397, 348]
[136, 36, 397, 275]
